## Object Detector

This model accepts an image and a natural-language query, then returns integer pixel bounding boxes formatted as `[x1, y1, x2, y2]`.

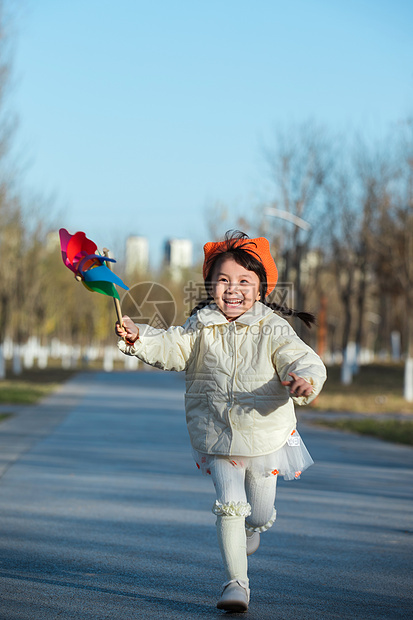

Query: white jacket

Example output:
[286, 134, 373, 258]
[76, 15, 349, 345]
[118, 301, 326, 457]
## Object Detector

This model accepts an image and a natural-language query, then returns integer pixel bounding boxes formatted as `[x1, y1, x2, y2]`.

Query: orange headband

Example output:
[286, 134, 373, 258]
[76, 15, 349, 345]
[203, 236, 278, 296]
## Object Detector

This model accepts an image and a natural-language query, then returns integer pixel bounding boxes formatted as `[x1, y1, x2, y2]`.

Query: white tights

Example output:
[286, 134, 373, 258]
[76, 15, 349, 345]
[209, 458, 277, 584]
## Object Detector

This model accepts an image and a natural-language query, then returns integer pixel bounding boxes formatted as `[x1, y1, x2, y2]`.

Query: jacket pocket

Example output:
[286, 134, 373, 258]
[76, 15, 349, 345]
[253, 394, 289, 416]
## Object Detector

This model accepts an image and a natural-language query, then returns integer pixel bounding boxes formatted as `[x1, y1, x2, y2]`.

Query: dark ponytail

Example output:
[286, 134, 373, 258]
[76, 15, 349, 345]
[190, 295, 214, 316]
[262, 300, 316, 329]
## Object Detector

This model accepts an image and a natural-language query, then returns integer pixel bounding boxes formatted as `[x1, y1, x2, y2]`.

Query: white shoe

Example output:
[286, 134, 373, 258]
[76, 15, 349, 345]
[246, 530, 260, 556]
[216, 579, 250, 612]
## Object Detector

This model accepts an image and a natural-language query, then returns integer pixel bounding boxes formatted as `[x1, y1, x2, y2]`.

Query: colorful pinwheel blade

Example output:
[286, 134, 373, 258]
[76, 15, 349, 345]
[67, 232, 97, 265]
[59, 228, 76, 273]
[59, 228, 71, 253]
[83, 281, 120, 299]
[59, 228, 98, 274]
[59, 228, 129, 300]
[83, 265, 128, 290]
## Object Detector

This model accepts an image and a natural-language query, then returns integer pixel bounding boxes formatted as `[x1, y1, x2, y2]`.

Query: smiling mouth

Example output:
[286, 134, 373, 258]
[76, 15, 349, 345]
[223, 298, 243, 306]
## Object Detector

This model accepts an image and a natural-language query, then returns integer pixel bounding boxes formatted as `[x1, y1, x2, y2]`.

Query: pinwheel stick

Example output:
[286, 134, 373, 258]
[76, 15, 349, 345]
[103, 248, 124, 329]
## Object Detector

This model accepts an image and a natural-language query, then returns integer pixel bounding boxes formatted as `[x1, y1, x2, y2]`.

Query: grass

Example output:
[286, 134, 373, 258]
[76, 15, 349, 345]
[307, 362, 413, 445]
[2, 362, 410, 411]
[1, 362, 413, 447]
[0, 367, 78, 405]
[312, 418, 413, 446]
[310, 363, 413, 414]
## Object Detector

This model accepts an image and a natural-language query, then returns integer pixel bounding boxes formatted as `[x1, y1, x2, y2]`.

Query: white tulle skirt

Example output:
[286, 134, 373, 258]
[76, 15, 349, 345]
[193, 430, 313, 481]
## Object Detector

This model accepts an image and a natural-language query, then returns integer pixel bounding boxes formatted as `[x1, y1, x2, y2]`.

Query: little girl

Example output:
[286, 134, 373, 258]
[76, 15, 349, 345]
[116, 230, 326, 613]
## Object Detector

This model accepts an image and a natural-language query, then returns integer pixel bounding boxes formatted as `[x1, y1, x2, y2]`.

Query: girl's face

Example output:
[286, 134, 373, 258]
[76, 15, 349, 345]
[210, 257, 261, 319]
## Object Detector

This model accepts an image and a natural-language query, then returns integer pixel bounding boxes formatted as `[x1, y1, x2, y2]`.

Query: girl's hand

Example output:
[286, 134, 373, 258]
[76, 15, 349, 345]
[281, 372, 313, 397]
[115, 315, 139, 344]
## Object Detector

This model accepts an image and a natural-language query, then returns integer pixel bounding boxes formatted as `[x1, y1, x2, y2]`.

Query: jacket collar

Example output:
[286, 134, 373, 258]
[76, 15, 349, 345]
[197, 301, 274, 327]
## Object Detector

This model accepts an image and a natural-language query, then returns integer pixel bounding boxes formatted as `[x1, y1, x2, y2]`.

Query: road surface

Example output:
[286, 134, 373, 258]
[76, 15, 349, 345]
[0, 370, 412, 619]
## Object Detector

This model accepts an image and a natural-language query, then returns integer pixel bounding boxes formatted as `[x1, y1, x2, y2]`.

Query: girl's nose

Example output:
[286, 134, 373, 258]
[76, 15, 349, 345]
[226, 282, 238, 292]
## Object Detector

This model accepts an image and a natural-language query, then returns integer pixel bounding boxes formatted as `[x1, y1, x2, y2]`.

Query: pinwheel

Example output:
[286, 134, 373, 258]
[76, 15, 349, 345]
[59, 228, 128, 326]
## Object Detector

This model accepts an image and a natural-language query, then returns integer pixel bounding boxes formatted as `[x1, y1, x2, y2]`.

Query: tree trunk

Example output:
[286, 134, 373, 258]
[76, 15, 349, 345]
[340, 280, 353, 385]
[317, 295, 328, 358]
[294, 242, 303, 337]
[354, 264, 367, 372]
[404, 291, 413, 402]
[0, 293, 8, 343]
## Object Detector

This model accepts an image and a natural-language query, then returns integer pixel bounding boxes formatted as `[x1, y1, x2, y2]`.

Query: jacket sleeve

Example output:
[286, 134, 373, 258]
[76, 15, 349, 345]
[117, 317, 199, 372]
[272, 325, 327, 406]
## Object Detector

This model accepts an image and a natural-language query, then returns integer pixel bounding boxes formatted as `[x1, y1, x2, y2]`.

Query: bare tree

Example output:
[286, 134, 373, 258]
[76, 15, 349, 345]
[374, 121, 413, 399]
[0, 1, 20, 351]
[350, 142, 395, 370]
[262, 122, 334, 336]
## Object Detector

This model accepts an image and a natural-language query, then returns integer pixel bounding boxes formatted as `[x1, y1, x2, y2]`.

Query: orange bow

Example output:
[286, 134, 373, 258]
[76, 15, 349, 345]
[203, 236, 278, 296]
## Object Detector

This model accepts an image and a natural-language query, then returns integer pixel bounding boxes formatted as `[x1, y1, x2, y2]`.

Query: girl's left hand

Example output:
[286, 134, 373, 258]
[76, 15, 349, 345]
[281, 372, 313, 397]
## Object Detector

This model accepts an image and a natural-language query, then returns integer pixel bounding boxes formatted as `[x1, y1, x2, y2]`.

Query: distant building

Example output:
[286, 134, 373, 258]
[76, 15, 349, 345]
[126, 236, 149, 275]
[164, 238, 192, 280]
[46, 231, 60, 253]
[301, 250, 322, 284]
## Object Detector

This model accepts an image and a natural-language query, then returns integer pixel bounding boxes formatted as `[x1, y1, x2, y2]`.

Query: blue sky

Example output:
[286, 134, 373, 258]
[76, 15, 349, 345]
[10, 0, 413, 267]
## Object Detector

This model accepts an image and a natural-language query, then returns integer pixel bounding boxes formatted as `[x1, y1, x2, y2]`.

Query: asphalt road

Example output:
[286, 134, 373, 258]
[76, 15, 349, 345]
[0, 370, 412, 620]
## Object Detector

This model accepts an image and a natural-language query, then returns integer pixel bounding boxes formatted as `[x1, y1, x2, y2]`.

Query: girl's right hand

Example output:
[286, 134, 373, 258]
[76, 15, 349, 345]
[281, 372, 313, 397]
[115, 315, 139, 344]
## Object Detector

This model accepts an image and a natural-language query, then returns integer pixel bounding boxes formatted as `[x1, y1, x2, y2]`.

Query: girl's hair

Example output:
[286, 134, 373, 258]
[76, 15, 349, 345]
[191, 230, 316, 328]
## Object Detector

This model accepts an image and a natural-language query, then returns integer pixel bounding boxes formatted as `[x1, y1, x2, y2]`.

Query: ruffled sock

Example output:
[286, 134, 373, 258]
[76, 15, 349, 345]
[215, 514, 249, 584]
